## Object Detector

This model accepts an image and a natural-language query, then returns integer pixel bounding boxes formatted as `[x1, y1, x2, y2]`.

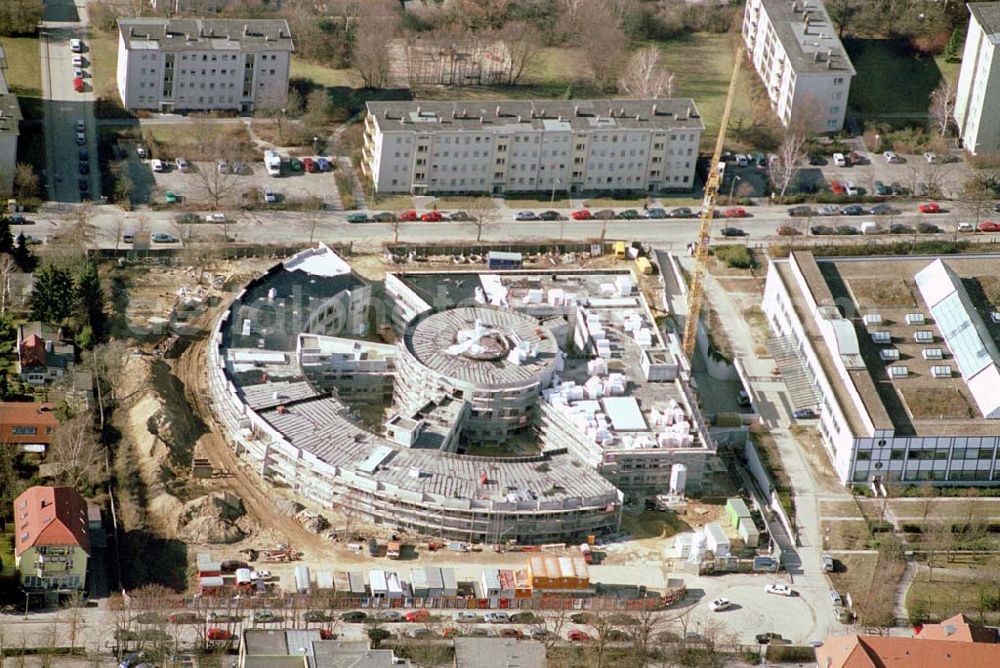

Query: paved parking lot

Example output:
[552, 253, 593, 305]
[806, 146, 973, 199]
[141, 158, 341, 210]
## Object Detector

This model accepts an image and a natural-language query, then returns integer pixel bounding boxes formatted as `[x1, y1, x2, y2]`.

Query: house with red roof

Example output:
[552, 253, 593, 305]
[16, 322, 74, 386]
[12, 486, 90, 591]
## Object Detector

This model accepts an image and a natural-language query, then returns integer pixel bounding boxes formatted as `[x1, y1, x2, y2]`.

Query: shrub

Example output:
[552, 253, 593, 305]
[714, 245, 755, 269]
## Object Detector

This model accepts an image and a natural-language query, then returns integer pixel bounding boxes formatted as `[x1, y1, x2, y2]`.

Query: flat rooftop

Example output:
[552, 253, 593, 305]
[970, 2, 1000, 43]
[778, 252, 1000, 437]
[118, 18, 294, 51]
[367, 98, 705, 133]
[756, 0, 856, 75]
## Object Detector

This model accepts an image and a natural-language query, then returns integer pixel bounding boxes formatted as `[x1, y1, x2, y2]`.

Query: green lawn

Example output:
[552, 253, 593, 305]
[88, 32, 119, 100]
[290, 57, 361, 89]
[0, 37, 42, 98]
[0, 530, 15, 577]
[844, 38, 943, 116]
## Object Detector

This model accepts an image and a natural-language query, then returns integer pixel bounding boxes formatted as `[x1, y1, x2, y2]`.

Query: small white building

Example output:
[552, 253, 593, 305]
[480, 569, 501, 599]
[703, 522, 731, 557]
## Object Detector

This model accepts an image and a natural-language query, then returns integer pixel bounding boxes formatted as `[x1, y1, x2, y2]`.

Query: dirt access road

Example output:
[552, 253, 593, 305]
[172, 302, 336, 561]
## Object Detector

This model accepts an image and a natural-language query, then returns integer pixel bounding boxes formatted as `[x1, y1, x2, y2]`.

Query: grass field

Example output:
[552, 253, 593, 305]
[907, 559, 999, 624]
[1, 37, 42, 99]
[88, 32, 119, 100]
[290, 58, 361, 89]
[844, 38, 943, 116]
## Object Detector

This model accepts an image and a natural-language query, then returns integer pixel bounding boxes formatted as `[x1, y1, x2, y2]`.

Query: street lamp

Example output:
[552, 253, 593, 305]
[728, 175, 742, 204]
[550, 178, 561, 206]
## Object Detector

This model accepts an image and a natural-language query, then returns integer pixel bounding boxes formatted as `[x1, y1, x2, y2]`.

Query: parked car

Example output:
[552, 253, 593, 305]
[810, 225, 834, 235]
[254, 609, 277, 622]
[341, 611, 367, 623]
[835, 225, 859, 235]
[302, 157, 318, 172]
[175, 157, 190, 172]
[169, 612, 202, 624]
[217, 159, 228, 173]
[918, 201, 941, 214]
[78, 162, 89, 175]
[670, 207, 694, 218]
[408, 628, 432, 639]
[78, 178, 89, 192]
[70, 38, 83, 52]
[515, 211, 538, 221]
[568, 629, 592, 642]
[848, 151, 866, 165]
[499, 628, 523, 639]
[646, 207, 667, 219]
[617, 209, 643, 219]
[923, 151, 940, 163]
[788, 206, 814, 217]
[346, 213, 368, 223]
[890, 182, 908, 196]
[709, 597, 732, 612]
[399, 210, 418, 222]
[529, 628, 550, 640]
[832, 152, 847, 167]
[420, 210, 442, 222]
[917, 222, 941, 234]
[510, 612, 537, 624]
[978, 221, 1000, 232]
[873, 180, 889, 196]
[78, 148, 88, 161]
[206, 213, 227, 223]
[452, 611, 479, 623]
[890, 223, 911, 234]
[844, 181, 859, 196]
[377, 610, 402, 622]
[776, 225, 799, 236]
[765, 583, 794, 597]
[151, 233, 178, 244]
[724, 207, 747, 218]
[164, 190, 180, 204]
[76, 131, 86, 146]
[406, 609, 430, 623]
[571, 209, 591, 220]
[484, 612, 510, 623]
[73, 77, 84, 92]
[735, 153, 749, 167]
[869, 203, 892, 215]
[841, 205, 864, 216]
[372, 212, 396, 223]
[261, 187, 277, 204]
[206, 628, 233, 641]
[817, 205, 841, 216]
[808, 153, 826, 165]
[441, 627, 460, 639]
[720, 227, 745, 237]
[793, 408, 817, 419]
[448, 210, 470, 221]
[829, 590, 843, 607]
[830, 180, 846, 194]
[289, 157, 303, 172]
[593, 209, 616, 219]
[539, 210, 562, 220]
[883, 150, 902, 163]
[956, 222, 975, 233]
[822, 554, 836, 572]
[756, 632, 783, 645]
[316, 157, 332, 171]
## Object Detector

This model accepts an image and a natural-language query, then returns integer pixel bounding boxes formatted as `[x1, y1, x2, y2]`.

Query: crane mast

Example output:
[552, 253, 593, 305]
[681, 45, 745, 358]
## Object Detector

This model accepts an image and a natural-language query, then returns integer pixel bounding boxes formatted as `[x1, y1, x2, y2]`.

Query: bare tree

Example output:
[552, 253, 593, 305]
[494, 22, 541, 86]
[958, 176, 996, 226]
[929, 80, 956, 138]
[49, 415, 103, 489]
[772, 132, 808, 196]
[353, 3, 396, 89]
[0, 254, 15, 315]
[188, 124, 245, 209]
[619, 47, 675, 98]
[576, 0, 628, 91]
[468, 200, 499, 242]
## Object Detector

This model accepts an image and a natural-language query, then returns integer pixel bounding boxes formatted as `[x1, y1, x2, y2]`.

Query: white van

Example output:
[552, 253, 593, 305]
[832, 153, 847, 167]
[70, 39, 82, 53]
[860, 221, 879, 235]
[151, 159, 164, 173]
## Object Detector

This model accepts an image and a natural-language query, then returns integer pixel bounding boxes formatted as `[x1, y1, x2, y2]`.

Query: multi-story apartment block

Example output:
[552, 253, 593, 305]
[362, 99, 704, 195]
[0, 47, 22, 195]
[955, 3, 1000, 155]
[742, 0, 855, 133]
[13, 486, 90, 591]
[116, 18, 293, 113]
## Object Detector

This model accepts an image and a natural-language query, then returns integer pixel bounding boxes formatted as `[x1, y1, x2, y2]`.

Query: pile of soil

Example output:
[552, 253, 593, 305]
[177, 492, 247, 544]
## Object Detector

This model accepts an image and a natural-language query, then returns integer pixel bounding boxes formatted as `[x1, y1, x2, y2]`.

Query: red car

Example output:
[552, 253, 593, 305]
[568, 629, 592, 642]
[420, 210, 442, 222]
[918, 202, 940, 214]
[406, 609, 430, 622]
[571, 209, 591, 220]
[724, 207, 747, 218]
[206, 628, 233, 641]
[830, 180, 846, 194]
[319, 629, 336, 640]
[302, 158, 317, 173]
[73, 77, 84, 93]
[500, 628, 523, 639]
[399, 210, 418, 222]
[979, 221, 1000, 232]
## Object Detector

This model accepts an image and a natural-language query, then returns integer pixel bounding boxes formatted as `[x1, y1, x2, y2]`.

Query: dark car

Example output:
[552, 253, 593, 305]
[593, 209, 616, 220]
[869, 203, 892, 215]
[646, 207, 667, 219]
[78, 178, 89, 192]
[873, 181, 889, 196]
[841, 205, 865, 216]
[787, 206, 814, 217]
[793, 408, 817, 419]
[539, 210, 562, 220]
[367, 538, 378, 556]
[303, 611, 330, 622]
[670, 207, 693, 218]
[372, 212, 396, 223]
[720, 227, 745, 237]
[890, 223, 911, 234]
[835, 225, 859, 235]
[810, 225, 834, 235]
[617, 209, 643, 219]
[448, 211, 470, 221]
[776, 225, 800, 236]
[341, 611, 367, 623]
[917, 222, 941, 234]
[78, 148, 89, 161]
[78, 162, 89, 175]
[890, 182, 908, 196]
[756, 632, 784, 645]
[808, 153, 826, 165]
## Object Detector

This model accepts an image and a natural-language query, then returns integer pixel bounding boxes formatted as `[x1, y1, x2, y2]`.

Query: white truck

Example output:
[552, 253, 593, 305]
[263, 149, 282, 177]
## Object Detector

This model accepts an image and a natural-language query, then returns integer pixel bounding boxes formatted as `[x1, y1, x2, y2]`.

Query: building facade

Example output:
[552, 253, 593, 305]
[116, 18, 293, 113]
[363, 99, 704, 195]
[0, 47, 21, 195]
[0, 402, 58, 450]
[742, 0, 855, 133]
[955, 3, 1000, 155]
[13, 486, 90, 591]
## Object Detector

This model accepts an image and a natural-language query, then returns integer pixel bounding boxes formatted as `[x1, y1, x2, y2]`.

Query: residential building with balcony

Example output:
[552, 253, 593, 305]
[116, 18, 293, 113]
[742, 0, 855, 133]
[955, 3, 1000, 155]
[362, 99, 704, 195]
[13, 486, 90, 591]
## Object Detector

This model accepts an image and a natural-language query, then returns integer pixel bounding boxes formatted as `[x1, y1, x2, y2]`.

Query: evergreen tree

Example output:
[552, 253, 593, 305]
[76, 262, 106, 344]
[29, 263, 75, 325]
[12, 234, 35, 272]
[944, 26, 965, 63]
[0, 218, 12, 254]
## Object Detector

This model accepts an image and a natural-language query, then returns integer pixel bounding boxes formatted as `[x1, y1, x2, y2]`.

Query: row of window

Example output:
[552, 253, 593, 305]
[139, 52, 281, 63]
[392, 132, 698, 145]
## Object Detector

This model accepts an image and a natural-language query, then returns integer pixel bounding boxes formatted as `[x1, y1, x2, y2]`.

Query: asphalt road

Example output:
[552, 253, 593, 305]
[40, 0, 99, 204]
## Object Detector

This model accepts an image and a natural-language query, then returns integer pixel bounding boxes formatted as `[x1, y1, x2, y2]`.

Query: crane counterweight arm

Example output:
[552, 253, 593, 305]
[681, 44, 745, 358]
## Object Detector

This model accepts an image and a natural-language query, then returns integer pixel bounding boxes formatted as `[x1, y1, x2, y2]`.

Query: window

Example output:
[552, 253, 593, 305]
[834, 77, 844, 85]
[12, 426, 36, 435]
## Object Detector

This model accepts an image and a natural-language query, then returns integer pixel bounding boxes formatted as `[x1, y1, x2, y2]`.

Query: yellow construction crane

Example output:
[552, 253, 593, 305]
[681, 45, 745, 358]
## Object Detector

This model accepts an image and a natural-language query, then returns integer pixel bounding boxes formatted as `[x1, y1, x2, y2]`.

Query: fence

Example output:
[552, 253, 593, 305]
[384, 240, 611, 258]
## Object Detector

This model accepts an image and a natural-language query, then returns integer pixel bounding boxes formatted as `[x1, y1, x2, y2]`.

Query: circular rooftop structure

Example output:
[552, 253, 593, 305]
[403, 306, 560, 389]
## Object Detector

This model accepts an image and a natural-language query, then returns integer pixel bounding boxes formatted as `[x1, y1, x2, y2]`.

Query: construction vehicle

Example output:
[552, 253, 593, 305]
[681, 46, 745, 358]
[259, 544, 300, 562]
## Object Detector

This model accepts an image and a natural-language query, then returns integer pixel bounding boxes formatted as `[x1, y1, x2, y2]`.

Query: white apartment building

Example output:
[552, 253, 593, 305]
[955, 3, 1000, 155]
[116, 18, 293, 113]
[742, 0, 855, 133]
[0, 47, 21, 195]
[362, 99, 704, 195]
